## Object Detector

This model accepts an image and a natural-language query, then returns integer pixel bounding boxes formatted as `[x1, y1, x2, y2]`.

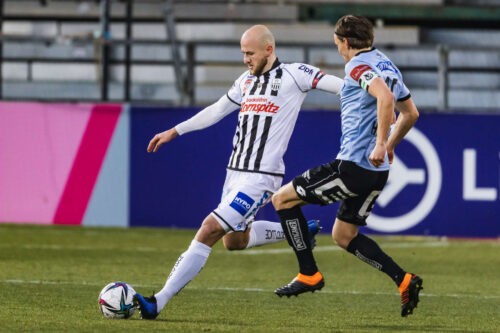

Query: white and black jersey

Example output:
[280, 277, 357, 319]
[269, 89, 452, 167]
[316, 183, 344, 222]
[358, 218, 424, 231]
[226, 59, 327, 177]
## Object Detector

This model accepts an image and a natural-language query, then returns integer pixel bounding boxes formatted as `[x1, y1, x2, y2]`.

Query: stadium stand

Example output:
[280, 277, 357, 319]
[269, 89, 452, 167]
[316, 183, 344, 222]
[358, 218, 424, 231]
[0, 0, 499, 110]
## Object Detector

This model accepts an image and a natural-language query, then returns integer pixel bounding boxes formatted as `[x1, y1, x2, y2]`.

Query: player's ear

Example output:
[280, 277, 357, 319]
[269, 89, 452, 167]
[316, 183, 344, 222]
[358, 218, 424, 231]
[344, 38, 350, 49]
[265, 44, 273, 56]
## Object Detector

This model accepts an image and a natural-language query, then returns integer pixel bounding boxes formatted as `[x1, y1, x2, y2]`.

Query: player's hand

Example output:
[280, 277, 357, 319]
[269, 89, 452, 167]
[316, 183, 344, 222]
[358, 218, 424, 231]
[369, 143, 386, 168]
[147, 128, 178, 153]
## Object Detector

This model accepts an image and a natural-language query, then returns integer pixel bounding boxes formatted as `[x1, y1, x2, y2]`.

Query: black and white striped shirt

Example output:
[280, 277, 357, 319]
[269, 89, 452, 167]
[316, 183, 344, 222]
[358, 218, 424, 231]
[226, 59, 326, 177]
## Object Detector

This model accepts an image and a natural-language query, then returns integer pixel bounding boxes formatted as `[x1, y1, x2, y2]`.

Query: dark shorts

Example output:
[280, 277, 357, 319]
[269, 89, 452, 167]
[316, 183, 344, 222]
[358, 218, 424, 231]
[292, 160, 389, 226]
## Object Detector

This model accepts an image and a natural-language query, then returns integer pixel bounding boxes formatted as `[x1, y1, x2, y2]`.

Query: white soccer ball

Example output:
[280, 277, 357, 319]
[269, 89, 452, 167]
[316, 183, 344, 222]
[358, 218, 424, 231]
[98, 281, 136, 319]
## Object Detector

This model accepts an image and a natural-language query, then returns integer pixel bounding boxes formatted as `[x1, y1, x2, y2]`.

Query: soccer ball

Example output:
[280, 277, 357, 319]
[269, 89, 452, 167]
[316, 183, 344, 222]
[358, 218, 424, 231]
[98, 281, 136, 319]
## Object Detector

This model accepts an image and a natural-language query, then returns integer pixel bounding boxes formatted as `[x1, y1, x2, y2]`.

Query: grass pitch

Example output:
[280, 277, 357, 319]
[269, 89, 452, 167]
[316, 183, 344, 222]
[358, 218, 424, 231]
[0, 224, 499, 332]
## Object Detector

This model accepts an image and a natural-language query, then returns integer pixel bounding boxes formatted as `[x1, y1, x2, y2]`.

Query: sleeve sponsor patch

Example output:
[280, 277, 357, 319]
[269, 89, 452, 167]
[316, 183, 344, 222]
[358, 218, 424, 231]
[358, 70, 378, 91]
[298, 64, 314, 75]
[229, 192, 255, 216]
[350, 64, 372, 81]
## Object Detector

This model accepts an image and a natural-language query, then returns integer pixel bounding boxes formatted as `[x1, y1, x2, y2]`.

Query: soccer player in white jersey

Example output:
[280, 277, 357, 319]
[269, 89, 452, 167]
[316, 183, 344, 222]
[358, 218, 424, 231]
[133, 25, 344, 319]
[271, 15, 423, 317]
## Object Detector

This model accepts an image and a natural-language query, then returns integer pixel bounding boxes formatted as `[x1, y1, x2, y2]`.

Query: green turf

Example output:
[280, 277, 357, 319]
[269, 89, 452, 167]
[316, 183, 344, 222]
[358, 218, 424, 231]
[0, 224, 499, 332]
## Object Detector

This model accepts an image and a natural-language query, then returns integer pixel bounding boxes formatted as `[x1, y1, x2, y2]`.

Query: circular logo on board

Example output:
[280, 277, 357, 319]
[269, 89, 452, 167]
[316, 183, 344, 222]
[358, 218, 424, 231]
[367, 127, 442, 232]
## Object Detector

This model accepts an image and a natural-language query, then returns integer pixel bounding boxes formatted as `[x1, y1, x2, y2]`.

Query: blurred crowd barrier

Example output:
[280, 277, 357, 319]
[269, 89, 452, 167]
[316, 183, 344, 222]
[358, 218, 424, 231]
[1, 0, 500, 110]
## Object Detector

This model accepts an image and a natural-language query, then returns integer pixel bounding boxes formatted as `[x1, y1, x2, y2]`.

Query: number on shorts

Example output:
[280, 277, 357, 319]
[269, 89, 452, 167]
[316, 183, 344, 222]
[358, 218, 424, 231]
[313, 178, 356, 204]
[358, 190, 381, 217]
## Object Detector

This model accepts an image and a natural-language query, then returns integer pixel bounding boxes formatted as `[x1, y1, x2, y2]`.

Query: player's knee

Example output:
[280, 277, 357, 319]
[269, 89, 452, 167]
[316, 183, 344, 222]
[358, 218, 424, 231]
[199, 216, 225, 240]
[332, 235, 349, 250]
[222, 232, 248, 251]
[332, 230, 350, 250]
[271, 191, 283, 209]
[223, 240, 246, 251]
[272, 189, 291, 210]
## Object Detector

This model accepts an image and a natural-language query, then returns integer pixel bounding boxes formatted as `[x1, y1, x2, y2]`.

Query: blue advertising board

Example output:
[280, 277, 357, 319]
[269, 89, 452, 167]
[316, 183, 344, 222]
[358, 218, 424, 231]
[365, 113, 500, 238]
[130, 107, 500, 238]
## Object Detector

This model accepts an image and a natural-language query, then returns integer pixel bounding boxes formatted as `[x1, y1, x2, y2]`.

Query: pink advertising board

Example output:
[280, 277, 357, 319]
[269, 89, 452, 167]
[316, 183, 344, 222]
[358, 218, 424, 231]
[0, 102, 121, 225]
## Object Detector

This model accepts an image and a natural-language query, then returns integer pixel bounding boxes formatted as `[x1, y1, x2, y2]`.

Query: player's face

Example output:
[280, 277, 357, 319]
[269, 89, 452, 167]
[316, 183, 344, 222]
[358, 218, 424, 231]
[241, 41, 268, 76]
[334, 34, 349, 62]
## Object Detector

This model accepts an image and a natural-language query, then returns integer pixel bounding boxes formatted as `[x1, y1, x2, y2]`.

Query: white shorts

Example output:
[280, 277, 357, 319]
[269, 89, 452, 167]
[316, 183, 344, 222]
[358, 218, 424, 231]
[212, 170, 283, 232]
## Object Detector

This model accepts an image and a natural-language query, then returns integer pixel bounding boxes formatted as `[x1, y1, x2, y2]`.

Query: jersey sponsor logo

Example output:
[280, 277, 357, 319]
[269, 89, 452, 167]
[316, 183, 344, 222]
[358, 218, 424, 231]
[230, 192, 255, 216]
[376, 61, 399, 74]
[240, 101, 279, 114]
[350, 64, 372, 81]
[298, 64, 314, 75]
[271, 78, 281, 91]
[242, 78, 253, 94]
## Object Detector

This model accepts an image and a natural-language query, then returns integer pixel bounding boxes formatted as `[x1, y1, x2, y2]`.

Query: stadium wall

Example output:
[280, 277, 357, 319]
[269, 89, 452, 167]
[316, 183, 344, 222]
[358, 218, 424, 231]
[0, 102, 498, 238]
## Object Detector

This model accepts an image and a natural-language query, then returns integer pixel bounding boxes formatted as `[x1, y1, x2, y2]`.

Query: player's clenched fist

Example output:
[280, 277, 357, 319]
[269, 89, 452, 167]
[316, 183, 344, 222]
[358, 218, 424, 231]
[147, 128, 179, 153]
[369, 143, 387, 168]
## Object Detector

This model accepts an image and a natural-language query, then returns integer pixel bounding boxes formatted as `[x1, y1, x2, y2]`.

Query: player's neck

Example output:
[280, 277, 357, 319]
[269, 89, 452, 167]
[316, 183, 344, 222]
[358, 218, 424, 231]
[261, 55, 277, 74]
[346, 47, 372, 62]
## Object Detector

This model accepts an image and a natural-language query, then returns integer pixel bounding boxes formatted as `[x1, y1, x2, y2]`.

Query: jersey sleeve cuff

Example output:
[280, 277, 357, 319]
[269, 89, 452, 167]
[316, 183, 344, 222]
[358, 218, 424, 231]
[174, 124, 185, 136]
[397, 94, 411, 102]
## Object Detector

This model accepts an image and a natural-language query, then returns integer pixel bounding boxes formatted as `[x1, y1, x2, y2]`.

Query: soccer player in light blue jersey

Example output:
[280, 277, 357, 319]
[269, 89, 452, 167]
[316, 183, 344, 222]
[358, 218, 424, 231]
[271, 15, 423, 317]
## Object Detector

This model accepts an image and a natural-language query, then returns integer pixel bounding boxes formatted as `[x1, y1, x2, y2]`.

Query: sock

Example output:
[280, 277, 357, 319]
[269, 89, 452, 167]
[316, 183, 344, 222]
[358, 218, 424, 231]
[246, 220, 285, 248]
[154, 239, 211, 312]
[277, 206, 318, 275]
[346, 233, 406, 286]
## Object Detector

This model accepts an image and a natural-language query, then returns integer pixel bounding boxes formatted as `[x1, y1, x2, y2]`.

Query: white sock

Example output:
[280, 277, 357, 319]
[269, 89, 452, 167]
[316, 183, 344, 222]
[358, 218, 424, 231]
[246, 220, 285, 248]
[154, 239, 211, 312]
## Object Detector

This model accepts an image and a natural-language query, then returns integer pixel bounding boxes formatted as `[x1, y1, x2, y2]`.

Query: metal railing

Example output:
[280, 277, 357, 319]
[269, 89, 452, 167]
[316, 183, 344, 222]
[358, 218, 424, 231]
[0, 1, 499, 109]
[2, 34, 500, 108]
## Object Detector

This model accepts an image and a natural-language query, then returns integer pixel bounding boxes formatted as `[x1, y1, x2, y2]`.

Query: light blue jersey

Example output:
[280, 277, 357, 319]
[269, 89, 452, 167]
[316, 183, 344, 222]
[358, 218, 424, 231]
[337, 48, 410, 171]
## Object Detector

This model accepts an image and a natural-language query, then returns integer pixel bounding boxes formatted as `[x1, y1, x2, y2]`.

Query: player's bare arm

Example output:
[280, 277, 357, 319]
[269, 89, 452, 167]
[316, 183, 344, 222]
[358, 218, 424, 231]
[386, 97, 419, 163]
[147, 128, 179, 153]
[367, 77, 394, 167]
[315, 74, 344, 95]
[147, 94, 239, 153]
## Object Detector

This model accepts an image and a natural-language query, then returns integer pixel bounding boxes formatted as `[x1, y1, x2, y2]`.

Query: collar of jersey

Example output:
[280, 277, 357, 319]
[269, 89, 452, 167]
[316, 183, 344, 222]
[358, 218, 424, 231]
[255, 58, 281, 77]
[354, 47, 376, 57]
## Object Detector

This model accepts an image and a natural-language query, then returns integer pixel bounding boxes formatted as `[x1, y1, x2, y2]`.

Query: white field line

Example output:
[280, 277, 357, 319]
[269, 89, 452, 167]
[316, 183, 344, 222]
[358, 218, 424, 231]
[233, 241, 449, 255]
[0, 241, 454, 254]
[2, 279, 499, 300]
